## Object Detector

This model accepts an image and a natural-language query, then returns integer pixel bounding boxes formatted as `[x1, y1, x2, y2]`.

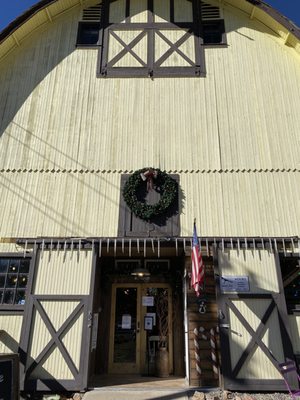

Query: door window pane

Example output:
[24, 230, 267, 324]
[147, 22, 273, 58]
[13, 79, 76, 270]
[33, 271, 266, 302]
[113, 287, 137, 362]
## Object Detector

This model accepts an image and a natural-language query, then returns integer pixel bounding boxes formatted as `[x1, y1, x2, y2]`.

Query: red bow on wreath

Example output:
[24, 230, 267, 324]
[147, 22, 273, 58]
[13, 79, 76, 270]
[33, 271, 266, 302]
[140, 168, 158, 191]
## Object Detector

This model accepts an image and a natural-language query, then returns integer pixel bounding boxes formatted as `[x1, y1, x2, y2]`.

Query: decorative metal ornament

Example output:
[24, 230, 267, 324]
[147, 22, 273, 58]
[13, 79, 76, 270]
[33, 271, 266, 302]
[198, 299, 207, 314]
[123, 167, 178, 221]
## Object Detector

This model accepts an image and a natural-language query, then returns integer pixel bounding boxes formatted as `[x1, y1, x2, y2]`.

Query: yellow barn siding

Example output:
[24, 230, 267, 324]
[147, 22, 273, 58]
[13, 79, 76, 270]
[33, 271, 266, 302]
[228, 300, 284, 379]
[0, 172, 120, 238]
[27, 301, 84, 377]
[62, 312, 84, 371]
[40, 301, 80, 332]
[0, 7, 300, 172]
[34, 250, 93, 295]
[154, 0, 170, 23]
[218, 249, 279, 293]
[0, 171, 298, 238]
[179, 171, 300, 238]
[27, 310, 52, 362]
[0, 315, 23, 353]
[218, 250, 285, 380]
[130, 0, 148, 23]
[32, 347, 74, 380]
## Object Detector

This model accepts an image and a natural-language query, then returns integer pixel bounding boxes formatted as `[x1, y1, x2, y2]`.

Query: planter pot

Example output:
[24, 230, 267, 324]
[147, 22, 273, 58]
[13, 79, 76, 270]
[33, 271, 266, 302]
[155, 347, 169, 378]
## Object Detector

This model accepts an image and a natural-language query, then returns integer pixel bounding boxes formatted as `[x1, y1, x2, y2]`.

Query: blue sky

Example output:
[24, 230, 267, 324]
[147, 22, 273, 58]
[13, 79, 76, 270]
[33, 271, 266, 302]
[0, 0, 299, 32]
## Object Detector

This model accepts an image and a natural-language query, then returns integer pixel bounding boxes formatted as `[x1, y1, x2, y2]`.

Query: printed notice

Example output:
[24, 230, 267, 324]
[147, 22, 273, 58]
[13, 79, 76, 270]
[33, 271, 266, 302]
[142, 296, 154, 306]
[146, 312, 156, 326]
[122, 314, 132, 329]
[220, 276, 250, 293]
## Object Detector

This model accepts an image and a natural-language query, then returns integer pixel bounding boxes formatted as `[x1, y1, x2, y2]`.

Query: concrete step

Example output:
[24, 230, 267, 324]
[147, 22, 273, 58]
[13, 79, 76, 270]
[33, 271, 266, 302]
[83, 388, 190, 400]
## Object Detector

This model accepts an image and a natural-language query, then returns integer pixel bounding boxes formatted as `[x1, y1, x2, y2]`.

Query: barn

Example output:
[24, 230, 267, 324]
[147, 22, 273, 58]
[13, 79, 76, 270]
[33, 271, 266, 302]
[0, 0, 299, 396]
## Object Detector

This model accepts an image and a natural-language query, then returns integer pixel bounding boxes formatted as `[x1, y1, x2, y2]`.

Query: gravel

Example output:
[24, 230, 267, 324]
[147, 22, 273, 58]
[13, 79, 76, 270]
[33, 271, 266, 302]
[190, 390, 296, 400]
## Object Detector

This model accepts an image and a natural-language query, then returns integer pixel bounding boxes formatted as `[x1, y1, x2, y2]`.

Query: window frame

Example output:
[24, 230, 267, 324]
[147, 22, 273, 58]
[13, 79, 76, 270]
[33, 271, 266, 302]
[202, 19, 227, 47]
[0, 253, 33, 312]
[76, 21, 101, 48]
[280, 255, 300, 315]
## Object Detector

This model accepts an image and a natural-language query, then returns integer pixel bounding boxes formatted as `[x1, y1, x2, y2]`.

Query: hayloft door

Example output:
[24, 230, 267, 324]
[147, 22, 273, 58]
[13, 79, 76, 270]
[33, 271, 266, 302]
[108, 283, 172, 375]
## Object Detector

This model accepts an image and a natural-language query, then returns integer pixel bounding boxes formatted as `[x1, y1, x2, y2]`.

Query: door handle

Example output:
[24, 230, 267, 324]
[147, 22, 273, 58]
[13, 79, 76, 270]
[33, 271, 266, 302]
[219, 323, 230, 329]
[137, 321, 140, 333]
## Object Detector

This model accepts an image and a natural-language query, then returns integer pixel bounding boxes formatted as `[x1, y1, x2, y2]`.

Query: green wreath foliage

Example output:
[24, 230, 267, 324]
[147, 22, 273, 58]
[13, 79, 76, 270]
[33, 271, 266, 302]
[123, 168, 178, 221]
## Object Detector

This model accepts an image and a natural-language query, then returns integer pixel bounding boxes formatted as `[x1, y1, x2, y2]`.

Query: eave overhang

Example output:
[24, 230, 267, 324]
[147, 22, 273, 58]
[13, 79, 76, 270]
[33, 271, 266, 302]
[0, 0, 300, 49]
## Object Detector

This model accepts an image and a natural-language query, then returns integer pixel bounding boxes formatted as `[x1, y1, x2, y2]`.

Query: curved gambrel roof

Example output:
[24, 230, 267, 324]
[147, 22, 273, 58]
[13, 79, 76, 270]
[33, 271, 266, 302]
[0, 0, 300, 57]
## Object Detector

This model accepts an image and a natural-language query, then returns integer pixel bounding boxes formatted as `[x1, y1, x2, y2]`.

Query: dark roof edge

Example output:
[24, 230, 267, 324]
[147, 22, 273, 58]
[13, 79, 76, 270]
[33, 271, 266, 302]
[0, 0, 300, 45]
[0, 0, 58, 44]
[246, 0, 300, 40]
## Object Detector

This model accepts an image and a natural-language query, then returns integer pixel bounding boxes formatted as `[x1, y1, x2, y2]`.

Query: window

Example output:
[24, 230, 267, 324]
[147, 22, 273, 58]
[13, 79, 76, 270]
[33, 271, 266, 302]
[201, 1, 226, 45]
[76, 3, 102, 47]
[0, 257, 30, 306]
[76, 22, 101, 47]
[280, 256, 300, 314]
[203, 20, 226, 45]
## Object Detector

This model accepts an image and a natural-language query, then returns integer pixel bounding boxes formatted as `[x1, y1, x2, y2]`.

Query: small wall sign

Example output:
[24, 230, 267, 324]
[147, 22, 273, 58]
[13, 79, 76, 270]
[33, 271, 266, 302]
[121, 314, 132, 329]
[142, 296, 154, 306]
[0, 354, 19, 400]
[144, 316, 153, 330]
[220, 276, 250, 293]
[146, 312, 156, 326]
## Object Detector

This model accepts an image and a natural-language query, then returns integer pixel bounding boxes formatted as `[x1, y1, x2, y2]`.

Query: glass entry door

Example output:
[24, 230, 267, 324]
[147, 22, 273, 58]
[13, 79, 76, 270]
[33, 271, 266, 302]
[108, 283, 172, 374]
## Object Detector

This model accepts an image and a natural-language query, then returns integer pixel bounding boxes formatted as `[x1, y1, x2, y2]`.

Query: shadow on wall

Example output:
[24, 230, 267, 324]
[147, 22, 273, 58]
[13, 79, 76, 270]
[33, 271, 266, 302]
[0, 330, 67, 392]
[217, 249, 295, 385]
[0, 2, 281, 138]
[0, 12, 77, 137]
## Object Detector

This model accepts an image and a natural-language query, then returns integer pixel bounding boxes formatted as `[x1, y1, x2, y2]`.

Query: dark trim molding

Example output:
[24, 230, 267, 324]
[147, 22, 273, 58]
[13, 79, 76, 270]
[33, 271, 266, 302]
[1, 0, 299, 45]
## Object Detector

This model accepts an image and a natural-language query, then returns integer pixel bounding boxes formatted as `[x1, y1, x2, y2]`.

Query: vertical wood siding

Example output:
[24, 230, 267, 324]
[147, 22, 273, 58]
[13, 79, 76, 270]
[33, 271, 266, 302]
[218, 249, 279, 293]
[229, 299, 283, 379]
[28, 304, 83, 379]
[34, 250, 93, 295]
[0, 2, 298, 238]
[218, 249, 285, 380]
[0, 170, 298, 237]
[0, 315, 23, 353]
[0, 7, 299, 172]
[25, 249, 92, 380]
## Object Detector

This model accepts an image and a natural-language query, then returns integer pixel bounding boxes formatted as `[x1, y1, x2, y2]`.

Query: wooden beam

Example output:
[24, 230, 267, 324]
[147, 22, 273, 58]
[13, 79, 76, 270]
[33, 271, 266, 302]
[45, 8, 53, 22]
[250, 6, 256, 20]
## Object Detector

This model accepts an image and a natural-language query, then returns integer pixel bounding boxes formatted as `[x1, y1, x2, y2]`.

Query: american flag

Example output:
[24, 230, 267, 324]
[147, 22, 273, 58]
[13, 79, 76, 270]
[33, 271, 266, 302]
[191, 222, 205, 296]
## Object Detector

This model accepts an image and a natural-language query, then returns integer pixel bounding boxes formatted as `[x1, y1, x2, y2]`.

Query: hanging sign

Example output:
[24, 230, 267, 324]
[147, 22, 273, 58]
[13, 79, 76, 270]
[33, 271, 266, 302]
[220, 276, 250, 293]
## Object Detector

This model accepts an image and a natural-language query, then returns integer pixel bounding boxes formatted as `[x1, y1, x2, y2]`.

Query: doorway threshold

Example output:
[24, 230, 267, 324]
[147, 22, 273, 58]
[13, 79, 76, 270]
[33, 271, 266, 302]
[89, 374, 188, 390]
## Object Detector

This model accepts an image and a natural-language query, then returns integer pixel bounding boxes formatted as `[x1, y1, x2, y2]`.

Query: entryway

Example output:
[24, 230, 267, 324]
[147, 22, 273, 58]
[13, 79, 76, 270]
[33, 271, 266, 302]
[92, 257, 185, 381]
[108, 283, 173, 375]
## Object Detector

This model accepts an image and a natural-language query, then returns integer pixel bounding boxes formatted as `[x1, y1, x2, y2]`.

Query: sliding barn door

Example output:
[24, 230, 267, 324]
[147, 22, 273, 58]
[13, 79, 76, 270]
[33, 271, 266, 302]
[20, 249, 95, 391]
[216, 249, 295, 391]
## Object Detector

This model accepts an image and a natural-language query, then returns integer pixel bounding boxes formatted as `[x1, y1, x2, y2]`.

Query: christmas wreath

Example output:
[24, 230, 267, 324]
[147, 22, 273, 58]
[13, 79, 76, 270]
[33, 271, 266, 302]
[123, 168, 178, 221]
